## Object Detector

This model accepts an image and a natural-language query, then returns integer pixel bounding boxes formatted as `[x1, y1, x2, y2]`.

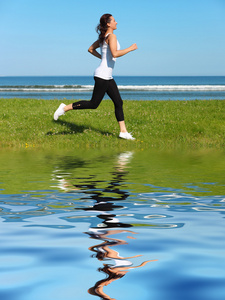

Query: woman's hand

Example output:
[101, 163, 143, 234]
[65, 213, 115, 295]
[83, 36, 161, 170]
[129, 43, 138, 51]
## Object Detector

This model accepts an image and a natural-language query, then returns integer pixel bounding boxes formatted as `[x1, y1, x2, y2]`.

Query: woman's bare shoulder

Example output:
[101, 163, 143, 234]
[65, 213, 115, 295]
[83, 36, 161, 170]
[108, 33, 117, 42]
[108, 33, 117, 38]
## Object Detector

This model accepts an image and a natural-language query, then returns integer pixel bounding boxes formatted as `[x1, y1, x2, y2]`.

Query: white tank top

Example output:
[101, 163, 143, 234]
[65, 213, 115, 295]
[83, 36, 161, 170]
[94, 33, 120, 80]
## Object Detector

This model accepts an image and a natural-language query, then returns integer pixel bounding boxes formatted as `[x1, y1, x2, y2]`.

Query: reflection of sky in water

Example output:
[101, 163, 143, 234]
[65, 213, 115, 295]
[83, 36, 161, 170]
[0, 150, 225, 300]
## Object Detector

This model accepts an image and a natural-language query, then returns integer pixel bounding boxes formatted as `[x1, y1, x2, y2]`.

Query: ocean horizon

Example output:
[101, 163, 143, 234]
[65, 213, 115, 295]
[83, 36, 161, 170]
[0, 75, 225, 101]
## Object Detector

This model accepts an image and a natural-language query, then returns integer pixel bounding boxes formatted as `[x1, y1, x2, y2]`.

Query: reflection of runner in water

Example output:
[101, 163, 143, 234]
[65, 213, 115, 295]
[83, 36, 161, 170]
[87, 229, 142, 261]
[73, 152, 134, 228]
[51, 151, 158, 299]
[85, 152, 157, 299]
[89, 260, 156, 300]
[87, 229, 157, 300]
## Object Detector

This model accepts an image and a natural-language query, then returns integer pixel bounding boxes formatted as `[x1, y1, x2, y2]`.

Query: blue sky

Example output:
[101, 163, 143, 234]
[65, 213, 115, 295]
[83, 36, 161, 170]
[0, 0, 224, 76]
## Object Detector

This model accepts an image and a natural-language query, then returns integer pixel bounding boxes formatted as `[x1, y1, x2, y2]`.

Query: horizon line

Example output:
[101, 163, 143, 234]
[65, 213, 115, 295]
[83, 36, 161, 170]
[1, 75, 225, 77]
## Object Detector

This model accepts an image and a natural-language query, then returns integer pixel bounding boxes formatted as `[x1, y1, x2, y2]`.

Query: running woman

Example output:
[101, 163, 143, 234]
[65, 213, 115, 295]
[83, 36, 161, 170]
[54, 13, 138, 140]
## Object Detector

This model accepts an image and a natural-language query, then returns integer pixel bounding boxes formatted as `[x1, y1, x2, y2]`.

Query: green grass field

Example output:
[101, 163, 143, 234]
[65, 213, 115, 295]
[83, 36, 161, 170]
[1, 98, 225, 150]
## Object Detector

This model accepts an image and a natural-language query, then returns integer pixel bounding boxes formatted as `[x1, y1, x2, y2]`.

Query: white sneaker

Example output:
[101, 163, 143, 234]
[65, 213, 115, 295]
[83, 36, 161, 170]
[54, 103, 66, 120]
[119, 132, 135, 140]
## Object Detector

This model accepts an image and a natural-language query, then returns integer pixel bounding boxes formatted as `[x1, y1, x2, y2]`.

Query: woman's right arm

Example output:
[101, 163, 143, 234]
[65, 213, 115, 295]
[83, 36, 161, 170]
[88, 40, 101, 59]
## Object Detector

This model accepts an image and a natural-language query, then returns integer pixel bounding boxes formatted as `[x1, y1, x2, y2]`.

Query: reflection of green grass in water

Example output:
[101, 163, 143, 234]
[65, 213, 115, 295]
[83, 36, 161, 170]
[0, 149, 225, 196]
[1, 98, 225, 149]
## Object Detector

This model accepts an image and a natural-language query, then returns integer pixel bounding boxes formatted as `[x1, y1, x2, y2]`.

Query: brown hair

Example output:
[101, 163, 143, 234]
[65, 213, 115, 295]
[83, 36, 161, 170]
[96, 13, 112, 44]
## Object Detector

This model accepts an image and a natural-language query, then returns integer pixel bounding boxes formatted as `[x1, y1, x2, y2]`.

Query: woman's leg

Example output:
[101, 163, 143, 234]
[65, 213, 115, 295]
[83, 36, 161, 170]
[67, 77, 108, 111]
[106, 79, 124, 121]
[106, 79, 127, 133]
[53, 77, 135, 139]
[54, 77, 108, 120]
[106, 79, 135, 139]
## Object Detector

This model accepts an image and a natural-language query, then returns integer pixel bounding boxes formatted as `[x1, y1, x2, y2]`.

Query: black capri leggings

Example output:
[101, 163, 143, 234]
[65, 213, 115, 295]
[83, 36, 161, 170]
[72, 77, 124, 122]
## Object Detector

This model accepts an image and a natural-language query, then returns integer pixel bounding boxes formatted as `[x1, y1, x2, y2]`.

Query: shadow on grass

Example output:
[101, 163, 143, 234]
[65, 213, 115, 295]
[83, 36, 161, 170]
[46, 120, 113, 136]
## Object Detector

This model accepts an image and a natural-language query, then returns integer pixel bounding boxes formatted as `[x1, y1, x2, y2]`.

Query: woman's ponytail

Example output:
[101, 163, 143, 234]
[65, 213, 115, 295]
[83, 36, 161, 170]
[96, 14, 112, 43]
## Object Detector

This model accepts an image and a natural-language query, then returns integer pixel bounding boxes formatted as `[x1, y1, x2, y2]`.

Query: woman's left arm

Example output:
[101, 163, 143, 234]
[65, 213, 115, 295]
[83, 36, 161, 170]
[108, 34, 137, 58]
[88, 40, 101, 59]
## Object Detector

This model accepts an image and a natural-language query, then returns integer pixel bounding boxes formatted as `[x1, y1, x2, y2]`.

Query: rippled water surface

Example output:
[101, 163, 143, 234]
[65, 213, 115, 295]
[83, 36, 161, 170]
[0, 149, 225, 300]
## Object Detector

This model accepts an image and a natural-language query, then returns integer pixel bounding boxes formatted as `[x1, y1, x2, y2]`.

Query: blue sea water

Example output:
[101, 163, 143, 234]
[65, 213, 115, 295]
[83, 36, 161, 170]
[0, 76, 225, 100]
[0, 150, 225, 300]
